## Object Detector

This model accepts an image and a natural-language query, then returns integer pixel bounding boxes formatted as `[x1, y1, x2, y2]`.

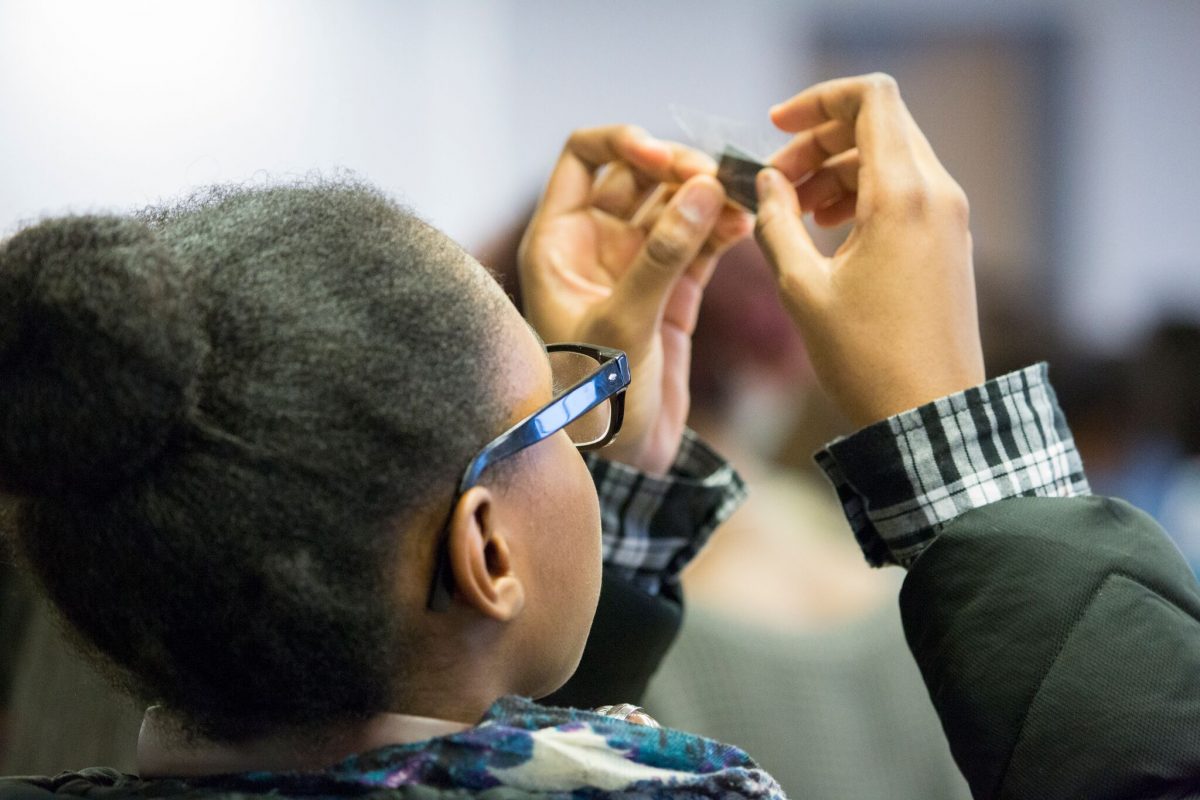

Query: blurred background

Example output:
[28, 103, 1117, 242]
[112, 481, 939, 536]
[3, 0, 1198, 351]
[1, 1, 1198, 796]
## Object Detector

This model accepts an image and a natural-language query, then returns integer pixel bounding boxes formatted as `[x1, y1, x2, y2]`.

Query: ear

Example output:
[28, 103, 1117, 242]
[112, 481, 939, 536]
[446, 485, 526, 622]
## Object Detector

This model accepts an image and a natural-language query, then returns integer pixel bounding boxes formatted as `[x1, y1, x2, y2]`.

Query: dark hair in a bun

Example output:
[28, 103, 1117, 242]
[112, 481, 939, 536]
[0, 216, 205, 499]
[0, 179, 508, 741]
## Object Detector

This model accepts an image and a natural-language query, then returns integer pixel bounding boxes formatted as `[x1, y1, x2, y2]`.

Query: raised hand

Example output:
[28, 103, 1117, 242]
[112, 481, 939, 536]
[520, 125, 752, 474]
[756, 74, 984, 427]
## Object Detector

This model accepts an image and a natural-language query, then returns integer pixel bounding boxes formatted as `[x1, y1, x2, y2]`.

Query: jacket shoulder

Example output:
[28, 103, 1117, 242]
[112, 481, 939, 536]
[901, 495, 1200, 798]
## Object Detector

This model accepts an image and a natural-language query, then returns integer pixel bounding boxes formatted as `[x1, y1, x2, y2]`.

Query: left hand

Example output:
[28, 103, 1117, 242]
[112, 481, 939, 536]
[519, 126, 752, 475]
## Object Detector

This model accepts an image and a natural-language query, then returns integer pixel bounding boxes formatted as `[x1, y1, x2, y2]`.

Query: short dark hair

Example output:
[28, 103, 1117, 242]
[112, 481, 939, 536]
[0, 178, 509, 740]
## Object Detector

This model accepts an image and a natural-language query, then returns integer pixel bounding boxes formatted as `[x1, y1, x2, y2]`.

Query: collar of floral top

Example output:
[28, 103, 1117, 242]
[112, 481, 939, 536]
[189, 696, 785, 799]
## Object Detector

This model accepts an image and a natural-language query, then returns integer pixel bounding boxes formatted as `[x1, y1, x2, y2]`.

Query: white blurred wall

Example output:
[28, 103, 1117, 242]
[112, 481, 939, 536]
[0, 0, 805, 245]
[0, 0, 1196, 350]
[0, 0, 521, 245]
[1061, 0, 1200, 350]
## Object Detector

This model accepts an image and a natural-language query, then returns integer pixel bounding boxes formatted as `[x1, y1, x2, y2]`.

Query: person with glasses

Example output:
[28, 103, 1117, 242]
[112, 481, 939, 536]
[0, 115, 761, 789]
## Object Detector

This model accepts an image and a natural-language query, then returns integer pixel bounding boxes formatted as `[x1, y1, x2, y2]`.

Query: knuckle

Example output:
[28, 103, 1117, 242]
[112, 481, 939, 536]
[588, 314, 634, 348]
[879, 178, 934, 218]
[754, 207, 788, 244]
[854, 191, 882, 219]
[642, 230, 692, 270]
[565, 128, 588, 150]
[777, 264, 806, 297]
[776, 266, 821, 315]
[875, 176, 970, 226]
[943, 183, 971, 223]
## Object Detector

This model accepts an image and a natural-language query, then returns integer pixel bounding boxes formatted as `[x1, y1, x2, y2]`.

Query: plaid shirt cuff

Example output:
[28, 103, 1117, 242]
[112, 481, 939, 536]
[815, 363, 1091, 568]
[584, 429, 746, 597]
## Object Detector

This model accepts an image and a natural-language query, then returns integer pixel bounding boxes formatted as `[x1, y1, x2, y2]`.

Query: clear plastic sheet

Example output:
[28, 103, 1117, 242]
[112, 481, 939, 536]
[669, 105, 787, 212]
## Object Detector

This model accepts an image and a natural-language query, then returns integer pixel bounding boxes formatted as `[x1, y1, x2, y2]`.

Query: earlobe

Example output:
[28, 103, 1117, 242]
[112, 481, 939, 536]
[447, 486, 526, 621]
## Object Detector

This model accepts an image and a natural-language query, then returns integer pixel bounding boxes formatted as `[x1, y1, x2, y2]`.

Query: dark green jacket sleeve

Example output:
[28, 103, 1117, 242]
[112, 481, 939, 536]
[539, 569, 682, 708]
[902, 495, 1200, 799]
[543, 433, 745, 709]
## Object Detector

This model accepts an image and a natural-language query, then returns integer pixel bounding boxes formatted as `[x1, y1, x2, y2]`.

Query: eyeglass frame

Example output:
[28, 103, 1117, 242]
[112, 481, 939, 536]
[426, 342, 630, 611]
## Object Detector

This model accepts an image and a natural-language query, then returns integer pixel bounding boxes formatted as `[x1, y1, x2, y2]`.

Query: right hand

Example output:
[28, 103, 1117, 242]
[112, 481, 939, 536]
[755, 74, 985, 428]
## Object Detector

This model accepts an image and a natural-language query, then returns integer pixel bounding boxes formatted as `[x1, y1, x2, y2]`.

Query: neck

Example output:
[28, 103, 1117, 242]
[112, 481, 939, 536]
[136, 706, 471, 778]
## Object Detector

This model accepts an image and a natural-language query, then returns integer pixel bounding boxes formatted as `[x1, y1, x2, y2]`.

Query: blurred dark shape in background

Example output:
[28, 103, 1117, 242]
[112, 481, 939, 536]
[1101, 319, 1200, 569]
[686, 239, 808, 419]
[1135, 319, 1200, 459]
[972, 274, 1200, 572]
[0, 499, 30, 767]
[0, 497, 141, 773]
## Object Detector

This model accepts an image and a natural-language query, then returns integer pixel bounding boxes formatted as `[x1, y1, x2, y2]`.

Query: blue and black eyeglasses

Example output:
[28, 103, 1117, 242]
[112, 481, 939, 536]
[426, 342, 630, 611]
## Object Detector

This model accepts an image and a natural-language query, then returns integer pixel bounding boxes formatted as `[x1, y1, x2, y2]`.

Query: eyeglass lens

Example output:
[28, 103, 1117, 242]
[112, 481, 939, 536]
[548, 349, 613, 447]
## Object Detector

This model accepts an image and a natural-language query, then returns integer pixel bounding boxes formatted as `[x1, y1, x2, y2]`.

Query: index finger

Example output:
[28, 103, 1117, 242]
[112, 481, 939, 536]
[537, 125, 715, 219]
[768, 73, 938, 200]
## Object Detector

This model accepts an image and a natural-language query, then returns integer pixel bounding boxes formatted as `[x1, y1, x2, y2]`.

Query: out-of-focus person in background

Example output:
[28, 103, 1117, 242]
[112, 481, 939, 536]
[1074, 318, 1200, 571]
[1120, 320, 1200, 550]
[0, 121, 758, 792]
[0, 501, 28, 768]
[972, 292, 1200, 575]
[1, 586, 142, 773]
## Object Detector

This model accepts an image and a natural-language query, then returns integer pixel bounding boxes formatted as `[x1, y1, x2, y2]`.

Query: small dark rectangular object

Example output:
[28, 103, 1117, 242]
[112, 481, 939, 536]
[716, 145, 765, 213]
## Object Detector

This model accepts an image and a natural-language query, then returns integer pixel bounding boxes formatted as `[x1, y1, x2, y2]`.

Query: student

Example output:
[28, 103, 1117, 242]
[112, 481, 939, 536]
[0, 125, 757, 792]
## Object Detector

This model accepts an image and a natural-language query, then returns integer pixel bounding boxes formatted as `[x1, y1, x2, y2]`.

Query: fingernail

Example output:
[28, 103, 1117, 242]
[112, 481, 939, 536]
[678, 183, 722, 224]
[756, 169, 774, 199]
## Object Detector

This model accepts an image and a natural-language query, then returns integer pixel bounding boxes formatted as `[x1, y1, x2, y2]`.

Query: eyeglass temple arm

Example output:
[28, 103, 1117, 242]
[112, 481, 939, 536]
[457, 357, 629, 492]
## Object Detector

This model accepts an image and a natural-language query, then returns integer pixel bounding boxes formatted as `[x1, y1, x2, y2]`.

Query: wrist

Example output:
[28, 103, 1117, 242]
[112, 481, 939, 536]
[816, 362, 1089, 568]
[596, 438, 676, 478]
[847, 375, 985, 428]
[823, 349, 985, 428]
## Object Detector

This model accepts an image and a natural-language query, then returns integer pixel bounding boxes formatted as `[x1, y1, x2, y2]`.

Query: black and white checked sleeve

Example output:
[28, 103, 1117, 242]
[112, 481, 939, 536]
[815, 363, 1090, 568]
[583, 428, 746, 597]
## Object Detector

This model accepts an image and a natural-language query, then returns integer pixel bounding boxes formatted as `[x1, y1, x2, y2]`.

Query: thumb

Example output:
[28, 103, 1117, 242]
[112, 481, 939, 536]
[754, 168, 826, 304]
[611, 175, 724, 328]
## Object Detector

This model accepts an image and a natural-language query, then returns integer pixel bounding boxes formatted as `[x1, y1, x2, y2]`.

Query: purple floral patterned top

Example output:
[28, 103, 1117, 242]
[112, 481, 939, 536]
[193, 697, 784, 799]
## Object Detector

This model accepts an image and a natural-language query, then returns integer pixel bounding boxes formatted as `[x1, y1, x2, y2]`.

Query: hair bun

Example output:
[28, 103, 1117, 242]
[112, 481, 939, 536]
[0, 216, 205, 499]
